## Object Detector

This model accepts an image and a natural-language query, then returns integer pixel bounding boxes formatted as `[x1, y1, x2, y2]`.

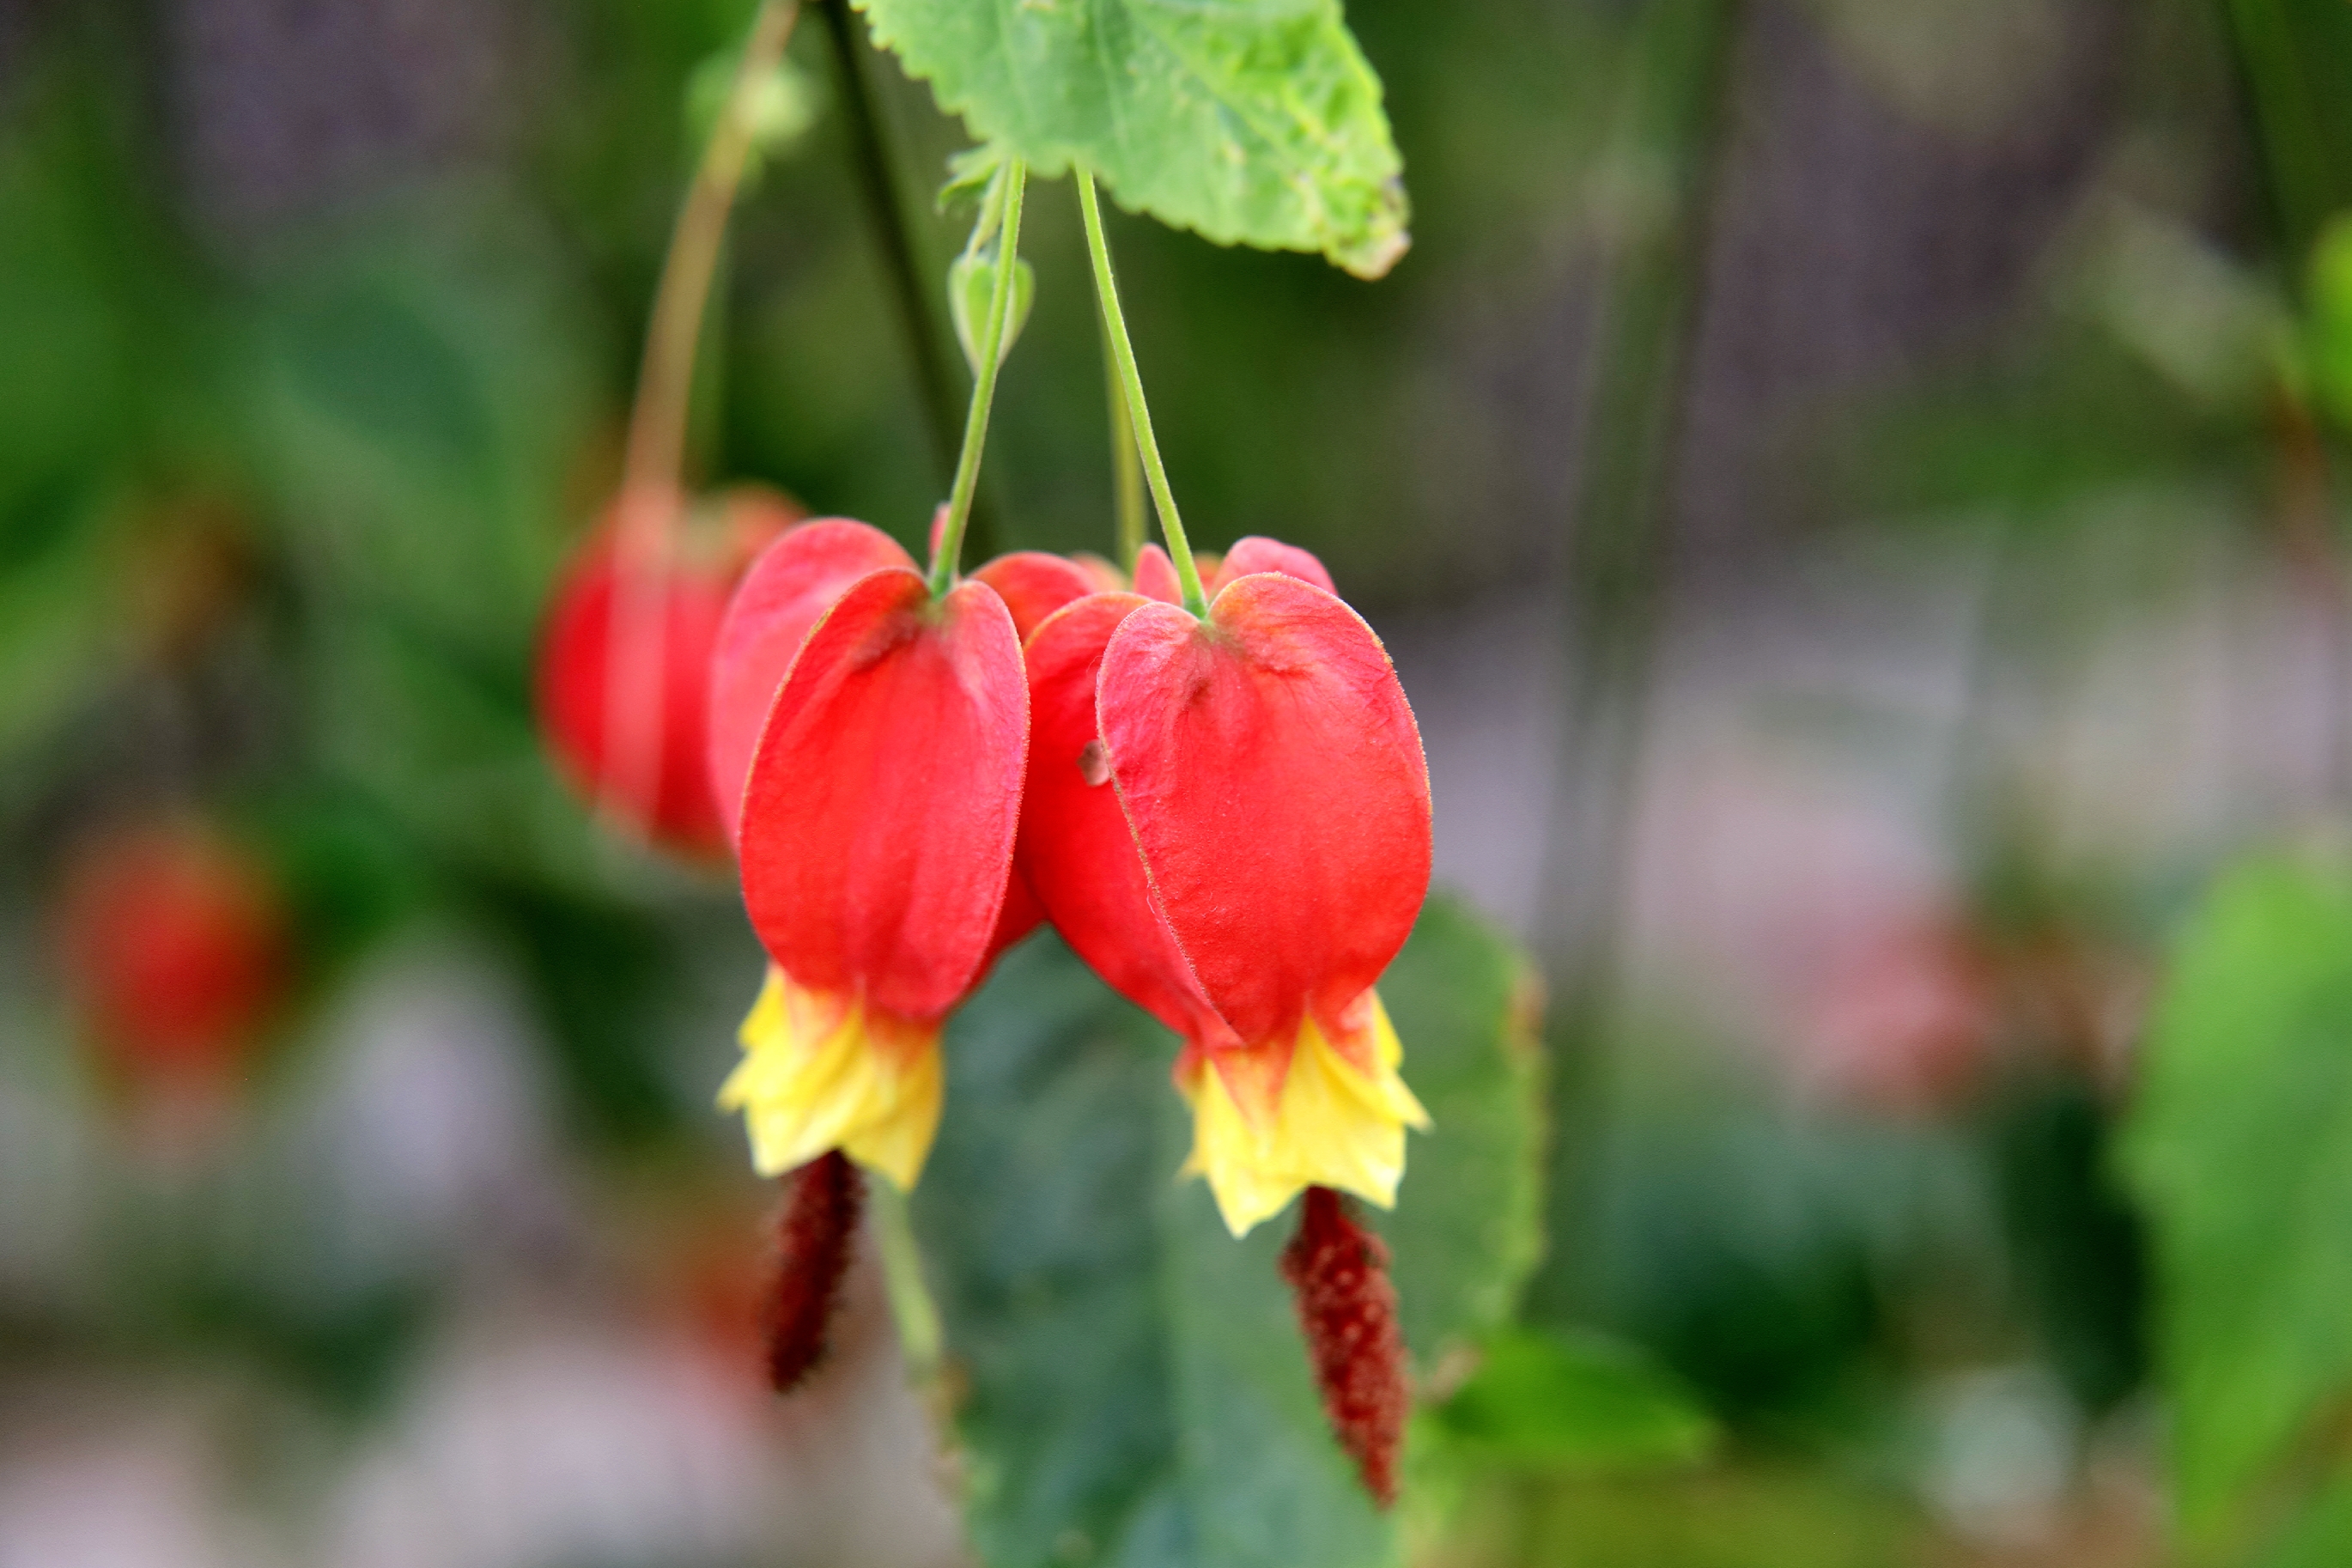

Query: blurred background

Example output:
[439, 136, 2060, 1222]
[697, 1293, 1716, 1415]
[0, 0, 2344, 1563]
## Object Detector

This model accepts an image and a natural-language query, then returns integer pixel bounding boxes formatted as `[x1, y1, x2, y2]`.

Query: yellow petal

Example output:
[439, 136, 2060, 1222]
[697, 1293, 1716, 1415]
[719, 966, 944, 1191]
[1180, 988, 1430, 1237]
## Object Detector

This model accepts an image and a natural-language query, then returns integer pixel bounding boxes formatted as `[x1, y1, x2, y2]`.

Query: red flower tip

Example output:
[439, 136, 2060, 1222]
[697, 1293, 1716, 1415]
[1130, 544, 1227, 605]
[1129, 536, 1334, 605]
[1281, 1186, 1407, 1507]
[707, 518, 915, 848]
[764, 1150, 865, 1394]
[1067, 551, 1127, 594]
[1212, 536, 1334, 595]
[1132, 544, 1182, 604]
[538, 486, 801, 859]
[972, 550, 1101, 643]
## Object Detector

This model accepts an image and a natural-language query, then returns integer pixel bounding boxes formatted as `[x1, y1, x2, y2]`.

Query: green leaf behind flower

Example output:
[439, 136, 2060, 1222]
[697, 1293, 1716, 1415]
[1425, 1327, 1717, 1471]
[913, 894, 1543, 1568]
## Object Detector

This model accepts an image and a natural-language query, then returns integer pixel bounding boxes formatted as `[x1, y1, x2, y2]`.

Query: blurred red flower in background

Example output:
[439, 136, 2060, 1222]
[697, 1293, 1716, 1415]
[56, 816, 289, 1092]
[537, 484, 803, 859]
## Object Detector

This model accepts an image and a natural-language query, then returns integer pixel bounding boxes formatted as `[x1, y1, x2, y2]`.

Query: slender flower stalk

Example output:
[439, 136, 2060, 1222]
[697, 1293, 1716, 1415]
[870, 1180, 947, 1395]
[929, 159, 1028, 595]
[602, 0, 800, 842]
[1076, 170, 1208, 617]
[1102, 317, 1147, 571]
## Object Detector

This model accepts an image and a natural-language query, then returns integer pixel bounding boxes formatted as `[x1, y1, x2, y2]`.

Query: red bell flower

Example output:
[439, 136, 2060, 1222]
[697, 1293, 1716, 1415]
[709, 525, 1030, 1191]
[1019, 539, 1432, 1237]
[537, 484, 801, 859]
[58, 817, 289, 1091]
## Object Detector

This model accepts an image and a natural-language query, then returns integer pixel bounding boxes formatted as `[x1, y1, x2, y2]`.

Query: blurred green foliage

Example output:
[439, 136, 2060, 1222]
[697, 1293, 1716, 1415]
[2128, 859, 2352, 1562]
[913, 899, 1559, 1568]
[1425, 1327, 1717, 1471]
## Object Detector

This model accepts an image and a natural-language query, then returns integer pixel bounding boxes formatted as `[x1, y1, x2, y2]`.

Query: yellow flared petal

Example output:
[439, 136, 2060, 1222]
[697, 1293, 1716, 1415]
[1180, 988, 1431, 1237]
[717, 966, 944, 1190]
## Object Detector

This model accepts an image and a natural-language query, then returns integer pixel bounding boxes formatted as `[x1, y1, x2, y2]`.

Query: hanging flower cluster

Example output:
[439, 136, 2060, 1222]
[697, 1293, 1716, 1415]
[707, 524, 1432, 1223]
[703, 516, 1431, 1494]
[534, 157, 1432, 1504]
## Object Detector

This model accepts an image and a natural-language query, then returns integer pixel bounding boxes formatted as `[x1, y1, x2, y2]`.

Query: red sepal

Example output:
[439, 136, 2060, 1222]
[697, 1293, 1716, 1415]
[1130, 544, 1225, 605]
[1097, 573, 1430, 1048]
[1018, 593, 1232, 1045]
[707, 520, 914, 847]
[738, 569, 1028, 1020]
[1212, 537, 1334, 595]
[973, 550, 1100, 643]
[1132, 545, 1182, 605]
[1067, 551, 1127, 594]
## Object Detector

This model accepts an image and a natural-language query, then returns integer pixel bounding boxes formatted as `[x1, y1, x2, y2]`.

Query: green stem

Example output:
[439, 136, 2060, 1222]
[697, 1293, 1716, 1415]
[1076, 170, 1207, 616]
[1101, 306, 1147, 571]
[870, 1181, 944, 1387]
[928, 160, 1026, 594]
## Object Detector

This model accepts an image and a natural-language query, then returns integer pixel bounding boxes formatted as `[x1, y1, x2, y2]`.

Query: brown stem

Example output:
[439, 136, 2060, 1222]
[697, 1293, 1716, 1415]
[600, 0, 800, 843]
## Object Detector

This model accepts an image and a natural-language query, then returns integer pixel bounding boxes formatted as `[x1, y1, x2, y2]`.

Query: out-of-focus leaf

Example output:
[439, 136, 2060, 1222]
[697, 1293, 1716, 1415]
[2267, 1474, 2352, 1568]
[853, 0, 1411, 277]
[0, 92, 144, 505]
[1462, 1463, 1924, 1568]
[242, 216, 602, 660]
[1426, 1327, 1716, 1469]
[1984, 1073, 2147, 1416]
[309, 612, 612, 891]
[1826, 339, 2244, 529]
[913, 894, 1545, 1567]
[2123, 857, 2352, 1550]
[1380, 896, 1547, 1361]
[2304, 213, 2352, 428]
[0, 483, 129, 776]
[488, 884, 694, 1150]
[2226, 0, 2352, 263]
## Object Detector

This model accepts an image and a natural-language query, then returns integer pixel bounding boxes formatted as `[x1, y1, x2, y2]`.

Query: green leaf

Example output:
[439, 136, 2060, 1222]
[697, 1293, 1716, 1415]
[913, 895, 1545, 1567]
[1378, 896, 1547, 1361]
[853, 0, 1411, 278]
[242, 212, 599, 660]
[2122, 857, 2352, 1548]
[1425, 1327, 1717, 1471]
[2306, 213, 2352, 428]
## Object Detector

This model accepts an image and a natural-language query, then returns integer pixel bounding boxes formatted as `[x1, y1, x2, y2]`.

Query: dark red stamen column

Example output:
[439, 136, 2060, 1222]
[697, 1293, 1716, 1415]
[1280, 1184, 1408, 1505]
[764, 1150, 865, 1393]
